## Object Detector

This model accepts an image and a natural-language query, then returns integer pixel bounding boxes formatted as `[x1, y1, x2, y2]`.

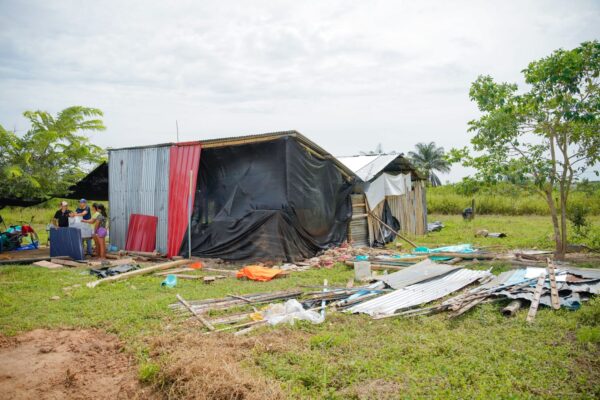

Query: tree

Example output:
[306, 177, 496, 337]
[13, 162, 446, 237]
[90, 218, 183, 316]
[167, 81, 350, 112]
[0, 106, 106, 200]
[408, 142, 451, 186]
[450, 41, 600, 259]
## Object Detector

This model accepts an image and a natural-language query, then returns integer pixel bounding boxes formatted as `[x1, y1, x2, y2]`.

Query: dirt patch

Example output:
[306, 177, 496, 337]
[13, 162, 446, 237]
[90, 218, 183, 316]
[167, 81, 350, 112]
[148, 330, 302, 400]
[0, 329, 156, 400]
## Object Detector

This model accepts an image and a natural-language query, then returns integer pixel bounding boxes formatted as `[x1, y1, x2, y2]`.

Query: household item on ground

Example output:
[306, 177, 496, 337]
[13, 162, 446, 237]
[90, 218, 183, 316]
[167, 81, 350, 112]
[89, 264, 140, 279]
[427, 221, 444, 232]
[49, 227, 84, 261]
[125, 214, 158, 252]
[161, 274, 178, 288]
[262, 299, 325, 325]
[354, 261, 372, 281]
[236, 265, 284, 281]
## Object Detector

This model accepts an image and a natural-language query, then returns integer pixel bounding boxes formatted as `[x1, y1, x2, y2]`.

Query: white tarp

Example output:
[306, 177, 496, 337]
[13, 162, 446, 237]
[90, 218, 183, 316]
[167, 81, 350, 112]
[364, 173, 412, 209]
[69, 216, 94, 239]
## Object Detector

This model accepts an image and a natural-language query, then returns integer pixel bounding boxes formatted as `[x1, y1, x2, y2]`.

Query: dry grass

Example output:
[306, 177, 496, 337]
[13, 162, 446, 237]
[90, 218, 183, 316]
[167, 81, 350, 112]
[148, 330, 302, 400]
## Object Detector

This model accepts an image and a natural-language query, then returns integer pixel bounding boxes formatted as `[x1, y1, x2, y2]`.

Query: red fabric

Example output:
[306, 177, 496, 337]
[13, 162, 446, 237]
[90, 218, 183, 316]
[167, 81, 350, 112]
[125, 214, 158, 252]
[167, 144, 202, 257]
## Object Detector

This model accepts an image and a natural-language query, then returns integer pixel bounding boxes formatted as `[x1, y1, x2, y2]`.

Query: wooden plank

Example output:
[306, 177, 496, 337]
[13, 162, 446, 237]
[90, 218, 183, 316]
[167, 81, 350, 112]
[0, 255, 70, 265]
[33, 260, 63, 269]
[526, 273, 546, 323]
[154, 267, 194, 276]
[176, 294, 215, 331]
[51, 258, 85, 268]
[546, 258, 560, 310]
[87, 259, 191, 288]
[88, 258, 136, 267]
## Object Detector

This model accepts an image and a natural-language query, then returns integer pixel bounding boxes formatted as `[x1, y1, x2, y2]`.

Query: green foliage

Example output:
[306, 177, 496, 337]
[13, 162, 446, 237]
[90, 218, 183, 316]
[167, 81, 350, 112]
[567, 203, 591, 236]
[408, 142, 451, 186]
[0, 106, 106, 200]
[451, 41, 600, 256]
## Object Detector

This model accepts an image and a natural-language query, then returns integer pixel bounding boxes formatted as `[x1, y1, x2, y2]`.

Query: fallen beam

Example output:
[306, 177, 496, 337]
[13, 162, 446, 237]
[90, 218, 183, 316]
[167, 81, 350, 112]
[0, 255, 70, 265]
[87, 259, 191, 288]
[177, 294, 215, 331]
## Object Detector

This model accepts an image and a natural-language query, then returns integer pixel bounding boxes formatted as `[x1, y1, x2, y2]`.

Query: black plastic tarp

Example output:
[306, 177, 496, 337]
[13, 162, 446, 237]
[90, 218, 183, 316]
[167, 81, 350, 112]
[65, 162, 109, 201]
[0, 162, 108, 209]
[180, 137, 353, 262]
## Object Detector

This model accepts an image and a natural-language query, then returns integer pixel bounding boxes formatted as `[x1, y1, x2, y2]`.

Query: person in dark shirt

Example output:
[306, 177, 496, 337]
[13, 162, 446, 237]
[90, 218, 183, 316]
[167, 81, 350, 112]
[53, 201, 71, 228]
[71, 198, 93, 256]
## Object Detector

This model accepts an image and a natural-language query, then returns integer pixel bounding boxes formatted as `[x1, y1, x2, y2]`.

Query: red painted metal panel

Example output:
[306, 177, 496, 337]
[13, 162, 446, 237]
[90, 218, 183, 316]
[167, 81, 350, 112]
[125, 214, 158, 252]
[167, 144, 202, 257]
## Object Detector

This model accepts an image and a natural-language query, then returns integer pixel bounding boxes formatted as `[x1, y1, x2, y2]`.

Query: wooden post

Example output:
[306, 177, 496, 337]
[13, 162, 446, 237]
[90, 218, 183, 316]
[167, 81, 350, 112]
[188, 170, 193, 260]
[546, 258, 560, 310]
[471, 198, 476, 219]
[526, 273, 546, 323]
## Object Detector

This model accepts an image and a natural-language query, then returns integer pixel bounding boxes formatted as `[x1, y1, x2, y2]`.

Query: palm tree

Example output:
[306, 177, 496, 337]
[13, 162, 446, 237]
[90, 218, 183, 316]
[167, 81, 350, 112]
[408, 142, 450, 186]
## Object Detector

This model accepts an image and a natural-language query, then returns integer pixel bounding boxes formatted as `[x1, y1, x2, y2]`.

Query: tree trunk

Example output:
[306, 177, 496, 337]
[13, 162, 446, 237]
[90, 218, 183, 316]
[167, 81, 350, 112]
[544, 189, 563, 259]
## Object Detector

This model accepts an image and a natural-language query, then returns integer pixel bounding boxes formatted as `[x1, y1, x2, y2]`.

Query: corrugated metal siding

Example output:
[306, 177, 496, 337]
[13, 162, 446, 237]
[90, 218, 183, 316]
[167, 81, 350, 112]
[108, 147, 170, 253]
[167, 144, 202, 257]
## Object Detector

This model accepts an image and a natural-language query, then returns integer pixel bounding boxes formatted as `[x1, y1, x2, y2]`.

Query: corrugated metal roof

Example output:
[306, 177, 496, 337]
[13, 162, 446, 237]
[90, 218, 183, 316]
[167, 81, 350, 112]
[348, 269, 491, 316]
[108, 130, 356, 180]
[337, 154, 399, 181]
[375, 259, 459, 290]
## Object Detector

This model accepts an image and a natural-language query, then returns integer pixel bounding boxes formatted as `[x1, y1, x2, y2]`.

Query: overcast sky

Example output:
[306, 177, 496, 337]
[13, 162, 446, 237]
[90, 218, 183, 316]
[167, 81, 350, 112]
[1, 0, 598, 182]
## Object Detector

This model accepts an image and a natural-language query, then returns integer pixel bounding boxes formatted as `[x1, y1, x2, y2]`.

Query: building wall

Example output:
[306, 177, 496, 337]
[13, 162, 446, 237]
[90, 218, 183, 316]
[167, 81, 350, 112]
[108, 146, 170, 253]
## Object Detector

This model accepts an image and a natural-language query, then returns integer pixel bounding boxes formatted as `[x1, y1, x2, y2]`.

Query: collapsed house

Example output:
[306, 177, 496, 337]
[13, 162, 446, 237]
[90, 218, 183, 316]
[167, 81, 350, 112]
[337, 154, 427, 247]
[65, 131, 428, 261]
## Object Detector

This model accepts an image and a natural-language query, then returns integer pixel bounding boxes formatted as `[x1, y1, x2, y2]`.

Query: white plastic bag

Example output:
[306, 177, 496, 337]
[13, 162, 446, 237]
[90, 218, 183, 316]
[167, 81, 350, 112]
[263, 299, 325, 326]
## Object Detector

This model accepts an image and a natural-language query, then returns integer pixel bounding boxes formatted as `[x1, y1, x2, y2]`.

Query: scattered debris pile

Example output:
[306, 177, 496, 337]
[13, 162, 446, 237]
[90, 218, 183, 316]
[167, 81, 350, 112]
[169, 255, 600, 334]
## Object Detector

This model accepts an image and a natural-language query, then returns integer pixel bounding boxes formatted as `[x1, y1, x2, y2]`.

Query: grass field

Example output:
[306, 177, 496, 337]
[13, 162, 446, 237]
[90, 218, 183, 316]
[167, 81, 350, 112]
[1, 214, 600, 398]
[427, 184, 600, 216]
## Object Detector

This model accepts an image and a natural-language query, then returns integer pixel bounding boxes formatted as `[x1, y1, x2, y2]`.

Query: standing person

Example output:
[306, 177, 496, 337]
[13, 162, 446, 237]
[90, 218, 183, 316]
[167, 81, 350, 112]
[52, 201, 71, 228]
[72, 199, 93, 256]
[84, 203, 108, 259]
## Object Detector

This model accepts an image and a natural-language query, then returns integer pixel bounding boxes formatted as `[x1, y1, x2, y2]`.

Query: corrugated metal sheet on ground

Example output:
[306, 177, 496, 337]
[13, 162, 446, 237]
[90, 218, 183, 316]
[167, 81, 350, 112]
[108, 146, 170, 253]
[375, 259, 459, 289]
[50, 227, 84, 260]
[349, 269, 492, 316]
[566, 267, 600, 280]
[125, 214, 158, 252]
[167, 144, 201, 257]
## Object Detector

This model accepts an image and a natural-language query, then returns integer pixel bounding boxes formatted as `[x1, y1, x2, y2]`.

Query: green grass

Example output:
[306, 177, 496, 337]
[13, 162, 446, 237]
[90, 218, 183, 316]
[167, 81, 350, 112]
[415, 214, 600, 250]
[1, 214, 599, 398]
[428, 185, 600, 216]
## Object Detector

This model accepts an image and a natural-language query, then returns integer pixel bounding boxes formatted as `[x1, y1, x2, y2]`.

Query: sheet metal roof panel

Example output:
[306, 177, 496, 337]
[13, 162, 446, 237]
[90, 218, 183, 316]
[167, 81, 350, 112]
[337, 154, 399, 181]
[375, 259, 459, 289]
[348, 269, 492, 316]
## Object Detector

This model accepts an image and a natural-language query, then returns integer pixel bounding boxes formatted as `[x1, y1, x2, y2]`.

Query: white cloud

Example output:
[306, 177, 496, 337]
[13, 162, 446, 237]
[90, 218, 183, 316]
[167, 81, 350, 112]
[0, 0, 598, 181]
